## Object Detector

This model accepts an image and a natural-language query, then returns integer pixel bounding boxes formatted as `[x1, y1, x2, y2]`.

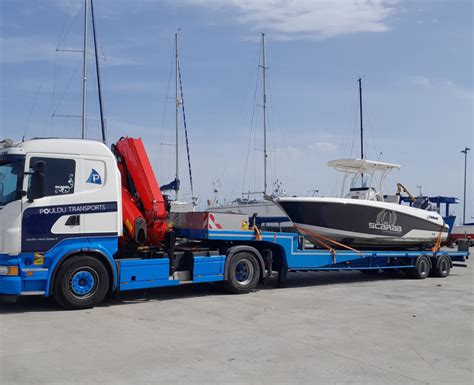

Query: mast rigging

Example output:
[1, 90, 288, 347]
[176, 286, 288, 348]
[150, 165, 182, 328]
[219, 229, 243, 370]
[90, 0, 106, 143]
[81, 0, 88, 139]
[261, 33, 268, 196]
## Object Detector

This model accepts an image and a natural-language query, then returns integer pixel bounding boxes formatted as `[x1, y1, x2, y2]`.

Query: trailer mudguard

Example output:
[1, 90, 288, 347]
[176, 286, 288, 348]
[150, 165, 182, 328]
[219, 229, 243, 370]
[224, 245, 267, 280]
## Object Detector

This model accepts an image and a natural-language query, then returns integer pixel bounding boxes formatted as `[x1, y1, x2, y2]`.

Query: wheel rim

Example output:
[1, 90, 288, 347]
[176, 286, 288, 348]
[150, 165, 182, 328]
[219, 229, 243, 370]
[439, 259, 448, 274]
[69, 267, 99, 299]
[234, 259, 255, 286]
[419, 259, 428, 275]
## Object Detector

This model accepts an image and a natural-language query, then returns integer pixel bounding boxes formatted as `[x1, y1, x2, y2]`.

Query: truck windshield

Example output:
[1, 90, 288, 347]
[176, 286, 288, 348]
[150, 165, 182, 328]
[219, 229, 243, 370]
[0, 158, 25, 206]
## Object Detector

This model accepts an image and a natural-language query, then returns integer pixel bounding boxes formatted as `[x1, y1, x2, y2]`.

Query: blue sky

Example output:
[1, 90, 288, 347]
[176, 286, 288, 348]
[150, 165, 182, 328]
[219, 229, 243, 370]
[1, 0, 473, 221]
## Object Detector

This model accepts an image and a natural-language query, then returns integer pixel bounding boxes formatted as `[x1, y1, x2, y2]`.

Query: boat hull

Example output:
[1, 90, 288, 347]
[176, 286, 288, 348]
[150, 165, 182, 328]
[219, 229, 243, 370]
[207, 200, 290, 227]
[276, 198, 449, 249]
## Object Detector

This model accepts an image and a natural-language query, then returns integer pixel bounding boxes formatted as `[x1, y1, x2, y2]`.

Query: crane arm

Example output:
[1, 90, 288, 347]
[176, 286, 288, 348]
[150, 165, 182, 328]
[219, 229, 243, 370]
[113, 137, 168, 245]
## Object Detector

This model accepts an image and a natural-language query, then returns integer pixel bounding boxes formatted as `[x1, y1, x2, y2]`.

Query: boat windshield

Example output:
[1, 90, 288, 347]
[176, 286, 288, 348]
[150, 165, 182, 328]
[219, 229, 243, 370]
[350, 173, 369, 189]
[0, 156, 25, 206]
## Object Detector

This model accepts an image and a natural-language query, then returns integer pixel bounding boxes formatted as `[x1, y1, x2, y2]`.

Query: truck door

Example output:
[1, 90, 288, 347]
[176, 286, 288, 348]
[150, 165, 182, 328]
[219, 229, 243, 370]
[21, 154, 81, 253]
[0, 156, 25, 255]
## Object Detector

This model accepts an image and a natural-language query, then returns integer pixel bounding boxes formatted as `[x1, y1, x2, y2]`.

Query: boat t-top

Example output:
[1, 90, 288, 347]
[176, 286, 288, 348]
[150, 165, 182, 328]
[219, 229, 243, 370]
[328, 158, 401, 202]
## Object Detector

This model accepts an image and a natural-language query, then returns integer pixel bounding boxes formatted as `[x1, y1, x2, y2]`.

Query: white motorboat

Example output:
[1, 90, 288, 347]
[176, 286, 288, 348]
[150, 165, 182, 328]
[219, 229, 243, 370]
[276, 159, 449, 249]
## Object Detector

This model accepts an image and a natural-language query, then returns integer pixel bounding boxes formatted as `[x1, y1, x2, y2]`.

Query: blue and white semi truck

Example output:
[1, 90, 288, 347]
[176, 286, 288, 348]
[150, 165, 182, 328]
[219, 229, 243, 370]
[0, 138, 469, 309]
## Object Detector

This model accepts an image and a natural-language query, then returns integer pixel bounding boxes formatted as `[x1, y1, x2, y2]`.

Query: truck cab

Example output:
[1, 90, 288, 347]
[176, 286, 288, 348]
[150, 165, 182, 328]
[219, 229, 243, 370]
[0, 137, 263, 309]
[0, 138, 122, 298]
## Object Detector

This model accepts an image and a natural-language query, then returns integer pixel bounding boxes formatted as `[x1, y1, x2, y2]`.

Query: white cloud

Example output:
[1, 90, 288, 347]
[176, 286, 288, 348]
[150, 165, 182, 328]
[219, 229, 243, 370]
[411, 75, 431, 87]
[178, 0, 400, 39]
[308, 141, 338, 151]
[410, 76, 474, 102]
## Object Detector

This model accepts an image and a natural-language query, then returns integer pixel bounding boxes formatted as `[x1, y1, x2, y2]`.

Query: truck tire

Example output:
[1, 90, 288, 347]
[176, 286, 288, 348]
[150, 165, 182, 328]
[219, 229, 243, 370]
[224, 252, 260, 294]
[409, 255, 430, 279]
[53, 255, 110, 309]
[431, 254, 451, 278]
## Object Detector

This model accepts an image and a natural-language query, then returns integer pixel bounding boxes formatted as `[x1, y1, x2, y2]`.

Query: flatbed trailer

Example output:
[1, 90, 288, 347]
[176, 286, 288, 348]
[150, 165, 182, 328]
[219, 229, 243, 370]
[0, 228, 469, 309]
[181, 228, 470, 283]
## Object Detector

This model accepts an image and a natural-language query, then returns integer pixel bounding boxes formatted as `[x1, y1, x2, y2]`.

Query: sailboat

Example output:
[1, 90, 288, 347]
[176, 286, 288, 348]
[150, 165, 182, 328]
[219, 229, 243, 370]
[276, 78, 449, 249]
[161, 32, 196, 213]
[58, 0, 106, 143]
[207, 33, 289, 227]
[70, 6, 193, 213]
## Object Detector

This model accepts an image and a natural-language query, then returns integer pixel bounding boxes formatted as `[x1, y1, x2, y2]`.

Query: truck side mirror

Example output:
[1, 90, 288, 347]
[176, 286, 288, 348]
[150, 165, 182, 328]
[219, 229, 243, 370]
[28, 161, 46, 202]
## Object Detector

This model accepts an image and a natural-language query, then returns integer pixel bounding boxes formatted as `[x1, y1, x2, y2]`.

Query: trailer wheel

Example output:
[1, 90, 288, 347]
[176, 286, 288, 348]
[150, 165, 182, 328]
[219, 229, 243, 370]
[431, 255, 451, 278]
[224, 252, 260, 294]
[53, 255, 110, 309]
[409, 255, 430, 279]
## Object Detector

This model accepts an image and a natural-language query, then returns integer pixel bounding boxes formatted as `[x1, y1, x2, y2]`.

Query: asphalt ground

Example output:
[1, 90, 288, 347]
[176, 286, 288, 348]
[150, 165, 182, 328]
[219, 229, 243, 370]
[1, 248, 472, 385]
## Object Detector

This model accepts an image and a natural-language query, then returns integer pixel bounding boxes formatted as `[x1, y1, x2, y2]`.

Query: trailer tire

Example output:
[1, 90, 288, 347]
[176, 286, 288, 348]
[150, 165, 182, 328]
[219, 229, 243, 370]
[53, 255, 110, 309]
[409, 255, 430, 279]
[224, 252, 260, 294]
[431, 255, 451, 278]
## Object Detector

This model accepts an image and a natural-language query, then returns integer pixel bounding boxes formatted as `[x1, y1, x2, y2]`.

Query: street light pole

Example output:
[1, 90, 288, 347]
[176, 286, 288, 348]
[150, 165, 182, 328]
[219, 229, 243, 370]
[461, 147, 471, 224]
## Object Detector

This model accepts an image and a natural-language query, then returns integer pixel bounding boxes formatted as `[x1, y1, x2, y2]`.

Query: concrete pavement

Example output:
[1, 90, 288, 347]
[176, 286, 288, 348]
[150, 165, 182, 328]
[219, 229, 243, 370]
[1, 250, 472, 385]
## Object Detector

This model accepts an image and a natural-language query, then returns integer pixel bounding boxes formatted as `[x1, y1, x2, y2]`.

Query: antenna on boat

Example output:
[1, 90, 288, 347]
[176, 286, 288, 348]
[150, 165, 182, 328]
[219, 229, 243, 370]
[260, 32, 268, 196]
[90, 0, 106, 143]
[81, 0, 88, 139]
[358, 77, 364, 160]
[175, 29, 181, 201]
[461, 147, 471, 224]
[358, 77, 365, 185]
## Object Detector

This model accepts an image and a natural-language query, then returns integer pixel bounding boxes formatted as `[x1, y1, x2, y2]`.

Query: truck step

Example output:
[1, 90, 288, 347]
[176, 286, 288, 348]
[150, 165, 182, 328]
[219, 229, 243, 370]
[172, 271, 191, 281]
[19, 291, 46, 296]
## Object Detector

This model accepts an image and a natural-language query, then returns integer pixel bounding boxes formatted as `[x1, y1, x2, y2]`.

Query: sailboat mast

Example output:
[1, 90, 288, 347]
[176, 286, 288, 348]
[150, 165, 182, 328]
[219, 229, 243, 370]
[90, 0, 106, 143]
[358, 77, 364, 160]
[261, 32, 268, 196]
[175, 31, 180, 200]
[81, 0, 88, 139]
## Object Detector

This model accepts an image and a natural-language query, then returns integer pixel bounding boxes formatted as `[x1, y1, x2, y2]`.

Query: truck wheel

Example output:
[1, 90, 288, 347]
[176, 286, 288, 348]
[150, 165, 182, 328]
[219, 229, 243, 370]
[224, 252, 260, 294]
[53, 255, 110, 309]
[431, 255, 451, 278]
[409, 255, 430, 279]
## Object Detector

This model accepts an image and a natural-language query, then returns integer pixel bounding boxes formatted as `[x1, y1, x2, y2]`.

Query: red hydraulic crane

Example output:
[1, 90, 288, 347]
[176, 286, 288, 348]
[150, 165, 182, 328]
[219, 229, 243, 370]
[113, 137, 168, 245]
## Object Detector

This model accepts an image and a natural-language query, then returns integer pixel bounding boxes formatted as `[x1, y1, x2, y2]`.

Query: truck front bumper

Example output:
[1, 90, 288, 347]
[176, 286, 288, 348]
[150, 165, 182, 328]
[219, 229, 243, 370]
[0, 275, 21, 295]
[0, 254, 23, 296]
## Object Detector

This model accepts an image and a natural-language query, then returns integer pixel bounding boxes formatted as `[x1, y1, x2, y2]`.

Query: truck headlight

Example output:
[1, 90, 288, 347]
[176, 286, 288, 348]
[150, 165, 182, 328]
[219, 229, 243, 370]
[0, 266, 19, 276]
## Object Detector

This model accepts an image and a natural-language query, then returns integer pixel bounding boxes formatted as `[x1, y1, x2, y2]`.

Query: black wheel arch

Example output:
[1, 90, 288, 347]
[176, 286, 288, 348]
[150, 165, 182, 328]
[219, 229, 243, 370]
[49, 248, 116, 296]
